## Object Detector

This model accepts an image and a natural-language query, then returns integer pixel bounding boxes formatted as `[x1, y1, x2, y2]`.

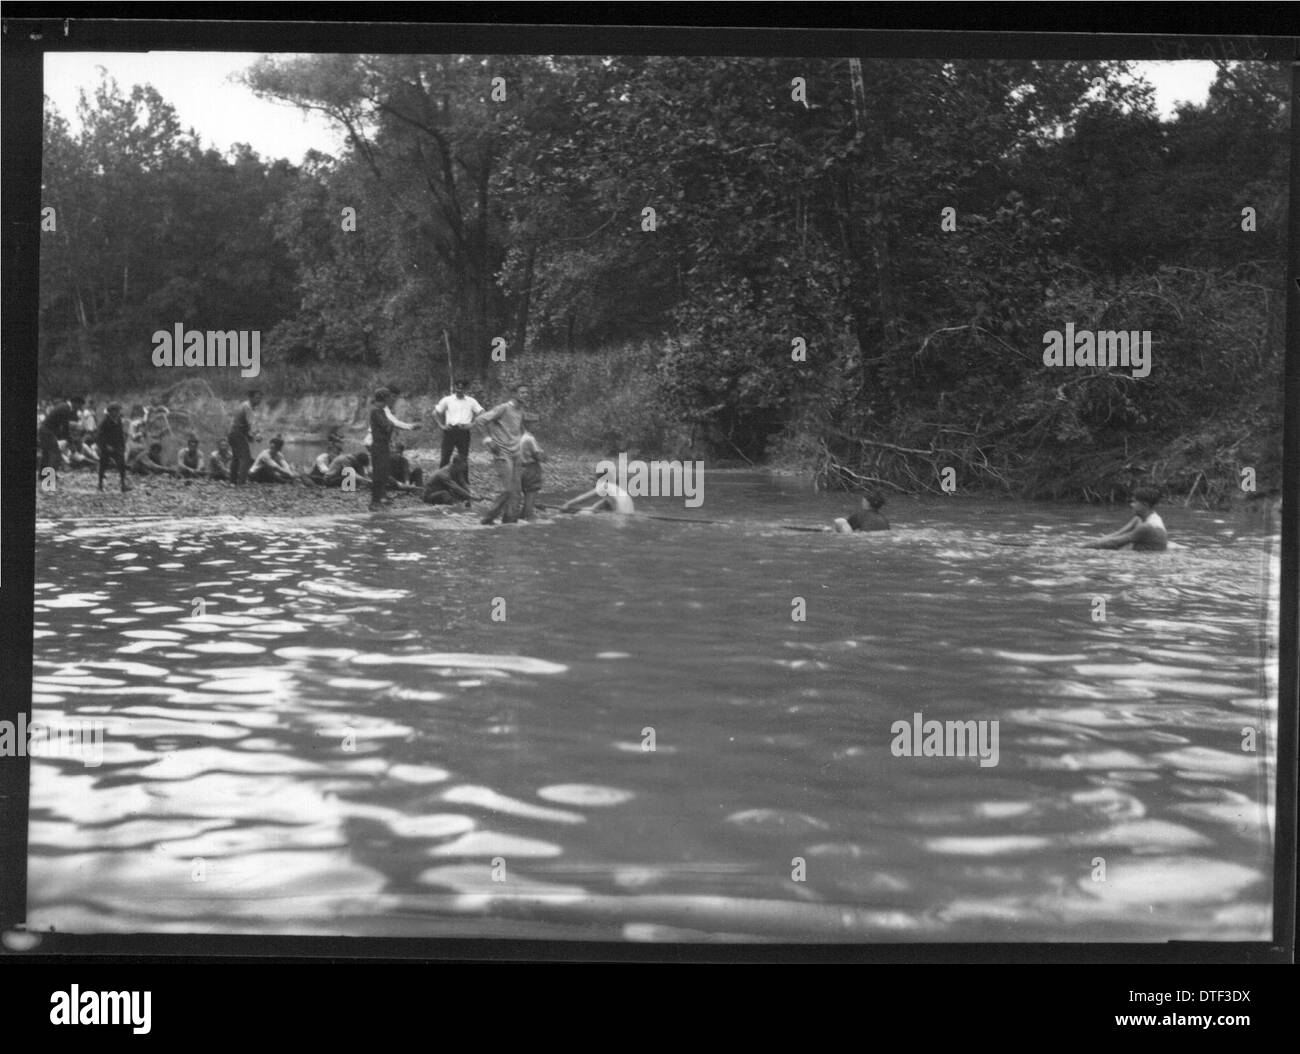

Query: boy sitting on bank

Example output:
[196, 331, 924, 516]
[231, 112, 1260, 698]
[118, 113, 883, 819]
[1082, 486, 1168, 551]
[177, 435, 205, 480]
[250, 436, 299, 484]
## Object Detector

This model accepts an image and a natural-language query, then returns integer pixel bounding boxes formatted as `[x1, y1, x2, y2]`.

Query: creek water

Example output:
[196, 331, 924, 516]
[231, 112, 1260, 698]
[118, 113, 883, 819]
[29, 472, 1279, 942]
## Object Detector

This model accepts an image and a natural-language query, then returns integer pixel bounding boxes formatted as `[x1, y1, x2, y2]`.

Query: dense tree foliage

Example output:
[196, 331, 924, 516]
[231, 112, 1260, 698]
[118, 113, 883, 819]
[39, 57, 1287, 499]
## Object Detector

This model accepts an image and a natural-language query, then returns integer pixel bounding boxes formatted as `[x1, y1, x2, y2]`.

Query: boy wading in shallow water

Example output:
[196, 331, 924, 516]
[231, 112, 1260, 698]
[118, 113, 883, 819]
[1082, 486, 1169, 551]
[477, 384, 529, 524]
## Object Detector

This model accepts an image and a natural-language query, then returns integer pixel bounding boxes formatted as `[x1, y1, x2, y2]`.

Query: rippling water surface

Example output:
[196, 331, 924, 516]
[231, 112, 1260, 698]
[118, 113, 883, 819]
[29, 474, 1278, 941]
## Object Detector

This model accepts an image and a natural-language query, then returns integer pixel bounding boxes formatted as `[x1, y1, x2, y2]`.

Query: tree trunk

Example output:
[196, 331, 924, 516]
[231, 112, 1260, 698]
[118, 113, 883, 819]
[513, 240, 536, 357]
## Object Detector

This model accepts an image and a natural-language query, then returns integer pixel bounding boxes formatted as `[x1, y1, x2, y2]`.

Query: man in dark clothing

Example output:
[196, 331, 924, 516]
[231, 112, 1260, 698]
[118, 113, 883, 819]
[227, 389, 263, 486]
[368, 388, 421, 510]
[96, 403, 130, 492]
[38, 396, 83, 476]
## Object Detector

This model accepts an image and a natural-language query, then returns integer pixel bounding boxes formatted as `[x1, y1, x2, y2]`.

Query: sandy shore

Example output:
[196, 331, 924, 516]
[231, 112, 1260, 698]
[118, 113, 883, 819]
[36, 449, 605, 521]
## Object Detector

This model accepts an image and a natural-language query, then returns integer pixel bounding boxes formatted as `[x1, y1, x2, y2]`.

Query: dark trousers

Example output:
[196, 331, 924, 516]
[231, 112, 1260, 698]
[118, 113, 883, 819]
[38, 431, 62, 473]
[228, 433, 252, 485]
[370, 446, 391, 507]
[98, 446, 128, 488]
[440, 426, 472, 468]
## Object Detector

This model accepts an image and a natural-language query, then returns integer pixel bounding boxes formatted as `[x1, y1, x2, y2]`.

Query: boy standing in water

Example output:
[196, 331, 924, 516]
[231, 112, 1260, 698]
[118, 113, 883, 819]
[476, 384, 529, 524]
[1083, 486, 1168, 551]
[96, 403, 130, 492]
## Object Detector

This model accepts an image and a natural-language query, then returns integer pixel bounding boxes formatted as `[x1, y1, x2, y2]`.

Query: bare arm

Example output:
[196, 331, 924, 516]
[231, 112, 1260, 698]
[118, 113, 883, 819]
[1083, 515, 1141, 547]
[383, 406, 420, 430]
[559, 487, 603, 512]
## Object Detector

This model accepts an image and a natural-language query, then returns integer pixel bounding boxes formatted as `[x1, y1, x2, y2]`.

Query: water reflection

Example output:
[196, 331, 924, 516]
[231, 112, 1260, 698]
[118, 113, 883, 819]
[29, 484, 1278, 940]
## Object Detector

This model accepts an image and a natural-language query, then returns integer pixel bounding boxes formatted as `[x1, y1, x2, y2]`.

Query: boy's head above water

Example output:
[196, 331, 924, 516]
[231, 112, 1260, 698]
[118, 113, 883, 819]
[1130, 486, 1162, 516]
[860, 490, 886, 511]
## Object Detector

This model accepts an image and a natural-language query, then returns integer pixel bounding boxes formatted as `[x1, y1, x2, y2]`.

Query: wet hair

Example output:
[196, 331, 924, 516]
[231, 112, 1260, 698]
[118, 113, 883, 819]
[1131, 486, 1162, 507]
[862, 490, 886, 510]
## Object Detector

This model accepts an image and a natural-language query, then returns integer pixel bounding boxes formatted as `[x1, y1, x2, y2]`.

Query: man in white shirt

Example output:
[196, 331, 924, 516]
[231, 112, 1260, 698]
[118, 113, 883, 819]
[434, 379, 484, 468]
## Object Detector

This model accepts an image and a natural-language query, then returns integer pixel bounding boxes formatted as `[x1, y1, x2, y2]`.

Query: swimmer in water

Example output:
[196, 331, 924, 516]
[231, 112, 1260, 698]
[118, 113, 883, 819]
[1082, 486, 1168, 551]
[833, 491, 890, 534]
[559, 469, 635, 514]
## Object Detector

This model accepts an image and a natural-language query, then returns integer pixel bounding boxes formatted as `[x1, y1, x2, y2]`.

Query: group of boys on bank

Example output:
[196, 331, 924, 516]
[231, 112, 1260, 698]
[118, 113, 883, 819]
[36, 381, 551, 523]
